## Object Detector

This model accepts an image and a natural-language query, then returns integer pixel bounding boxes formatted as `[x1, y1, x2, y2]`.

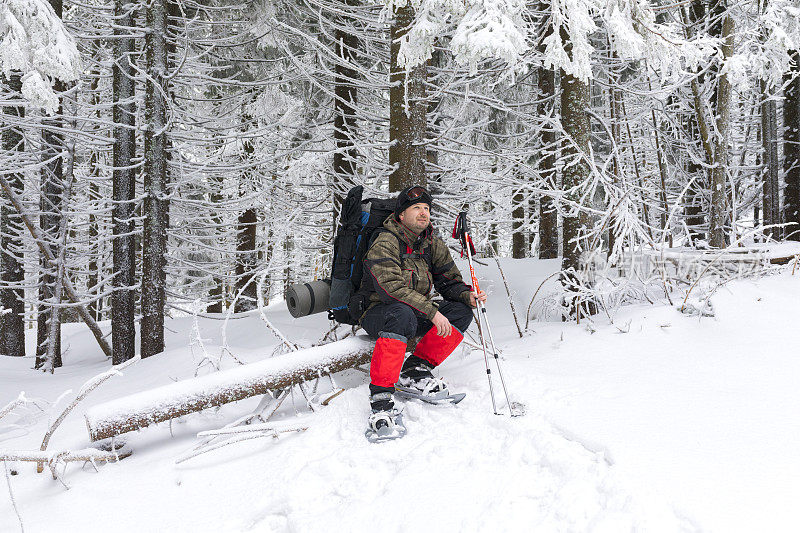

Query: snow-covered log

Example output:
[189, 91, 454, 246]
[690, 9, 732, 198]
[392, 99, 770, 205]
[85, 336, 374, 441]
[1, 448, 130, 480]
[0, 449, 128, 464]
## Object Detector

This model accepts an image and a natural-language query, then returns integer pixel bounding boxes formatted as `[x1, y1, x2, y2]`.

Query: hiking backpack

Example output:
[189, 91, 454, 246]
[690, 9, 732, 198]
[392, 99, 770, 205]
[328, 186, 395, 324]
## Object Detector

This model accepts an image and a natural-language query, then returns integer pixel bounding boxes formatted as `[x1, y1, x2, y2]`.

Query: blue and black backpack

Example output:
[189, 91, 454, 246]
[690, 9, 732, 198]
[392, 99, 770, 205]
[328, 186, 395, 324]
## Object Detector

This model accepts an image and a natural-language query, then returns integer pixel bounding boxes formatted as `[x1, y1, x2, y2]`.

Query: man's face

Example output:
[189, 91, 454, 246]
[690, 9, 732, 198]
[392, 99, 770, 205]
[399, 202, 430, 233]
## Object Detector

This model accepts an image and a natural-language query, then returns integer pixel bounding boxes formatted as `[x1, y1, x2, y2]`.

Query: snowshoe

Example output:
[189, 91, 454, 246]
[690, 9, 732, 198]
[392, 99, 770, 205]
[364, 409, 407, 443]
[395, 384, 466, 405]
[397, 357, 465, 404]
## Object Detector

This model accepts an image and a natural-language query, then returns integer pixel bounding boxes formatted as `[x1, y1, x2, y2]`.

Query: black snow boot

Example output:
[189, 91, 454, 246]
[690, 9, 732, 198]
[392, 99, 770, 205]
[398, 355, 448, 397]
[369, 386, 395, 414]
[399, 355, 434, 381]
[366, 386, 406, 442]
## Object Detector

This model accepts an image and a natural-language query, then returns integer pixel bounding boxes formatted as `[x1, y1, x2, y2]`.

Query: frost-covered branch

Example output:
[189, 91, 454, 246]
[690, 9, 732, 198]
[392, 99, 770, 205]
[37, 356, 140, 472]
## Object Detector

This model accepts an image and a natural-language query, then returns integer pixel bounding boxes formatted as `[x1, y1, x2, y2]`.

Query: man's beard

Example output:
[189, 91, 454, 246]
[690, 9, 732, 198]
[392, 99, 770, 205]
[404, 218, 428, 234]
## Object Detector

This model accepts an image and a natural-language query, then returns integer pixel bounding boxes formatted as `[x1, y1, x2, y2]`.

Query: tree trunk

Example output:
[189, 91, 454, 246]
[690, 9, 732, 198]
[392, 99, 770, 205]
[234, 208, 258, 312]
[761, 80, 780, 239]
[142, 0, 170, 358]
[87, 69, 102, 321]
[511, 183, 526, 258]
[206, 172, 225, 313]
[560, 70, 591, 275]
[0, 74, 26, 357]
[684, 102, 707, 244]
[33, 0, 69, 368]
[88, 180, 100, 320]
[486, 109, 502, 256]
[557, 16, 596, 318]
[388, 5, 427, 192]
[784, 50, 800, 240]
[283, 234, 293, 294]
[684, 0, 708, 244]
[36, 78, 64, 369]
[112, 0, 138, 364]
[709, 6, 733, 248]
[427, 47, 444, 193]
[560, 64, 595, 318]
[333, 4, 359, 212]
[538, 48, 558, 259]
[608, 59, 622, 257]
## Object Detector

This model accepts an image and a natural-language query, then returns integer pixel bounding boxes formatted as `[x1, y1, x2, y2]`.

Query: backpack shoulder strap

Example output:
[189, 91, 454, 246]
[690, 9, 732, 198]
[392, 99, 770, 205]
[398, 235, 434, 270]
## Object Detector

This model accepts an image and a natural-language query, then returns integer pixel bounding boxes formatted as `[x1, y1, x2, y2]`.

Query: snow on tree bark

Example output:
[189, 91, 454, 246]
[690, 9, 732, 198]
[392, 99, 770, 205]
[112, 0, 138, 364]
[142, 0, 170, 358]
[389, 4, 427, 192]
[784, 50, 800, 241]
[0, 74, 26, 358]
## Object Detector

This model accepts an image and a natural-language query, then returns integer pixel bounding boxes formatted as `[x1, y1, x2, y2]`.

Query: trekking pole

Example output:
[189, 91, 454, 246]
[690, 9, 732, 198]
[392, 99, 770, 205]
[453, 212, 516, 416]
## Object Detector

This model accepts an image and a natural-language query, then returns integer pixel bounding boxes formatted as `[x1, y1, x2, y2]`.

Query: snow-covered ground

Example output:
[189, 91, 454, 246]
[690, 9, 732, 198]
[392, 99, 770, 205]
[2, 258, 799, 532]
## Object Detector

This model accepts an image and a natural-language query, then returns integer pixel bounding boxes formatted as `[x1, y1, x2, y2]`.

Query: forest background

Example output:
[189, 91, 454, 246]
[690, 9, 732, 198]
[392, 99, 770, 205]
[1, 0, 800, 368]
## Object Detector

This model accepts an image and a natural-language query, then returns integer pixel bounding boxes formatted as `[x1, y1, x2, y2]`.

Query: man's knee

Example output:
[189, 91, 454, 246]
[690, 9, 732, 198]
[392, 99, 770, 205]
[380, 303, 418, 340]
[441, 301, 472, 332]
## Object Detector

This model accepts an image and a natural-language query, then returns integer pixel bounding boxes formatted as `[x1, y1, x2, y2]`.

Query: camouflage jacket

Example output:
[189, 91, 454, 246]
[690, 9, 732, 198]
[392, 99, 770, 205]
[361, 215, 472, 321]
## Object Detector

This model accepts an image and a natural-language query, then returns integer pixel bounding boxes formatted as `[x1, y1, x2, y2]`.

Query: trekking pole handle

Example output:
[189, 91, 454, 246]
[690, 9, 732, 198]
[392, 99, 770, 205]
[452, 211, 481, 294]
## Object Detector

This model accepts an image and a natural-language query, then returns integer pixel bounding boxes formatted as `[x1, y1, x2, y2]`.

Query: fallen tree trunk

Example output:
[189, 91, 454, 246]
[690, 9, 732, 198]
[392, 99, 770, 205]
[85, 336, 374, 441]
[0, 449, 128, 464]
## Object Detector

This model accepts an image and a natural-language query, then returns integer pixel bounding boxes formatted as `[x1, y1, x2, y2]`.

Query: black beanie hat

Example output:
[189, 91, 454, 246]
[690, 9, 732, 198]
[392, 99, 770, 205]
[395, 185, 432, 216]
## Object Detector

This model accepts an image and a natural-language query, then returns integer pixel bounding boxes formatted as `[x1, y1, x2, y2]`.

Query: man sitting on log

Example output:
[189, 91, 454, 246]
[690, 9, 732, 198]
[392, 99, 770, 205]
[359, 185, 487, 438]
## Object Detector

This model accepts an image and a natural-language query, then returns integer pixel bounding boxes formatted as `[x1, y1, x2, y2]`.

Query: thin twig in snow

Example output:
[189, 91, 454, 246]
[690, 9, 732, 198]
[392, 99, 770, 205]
[488, 247, 522, 338]
[4, 462, 24, 533]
